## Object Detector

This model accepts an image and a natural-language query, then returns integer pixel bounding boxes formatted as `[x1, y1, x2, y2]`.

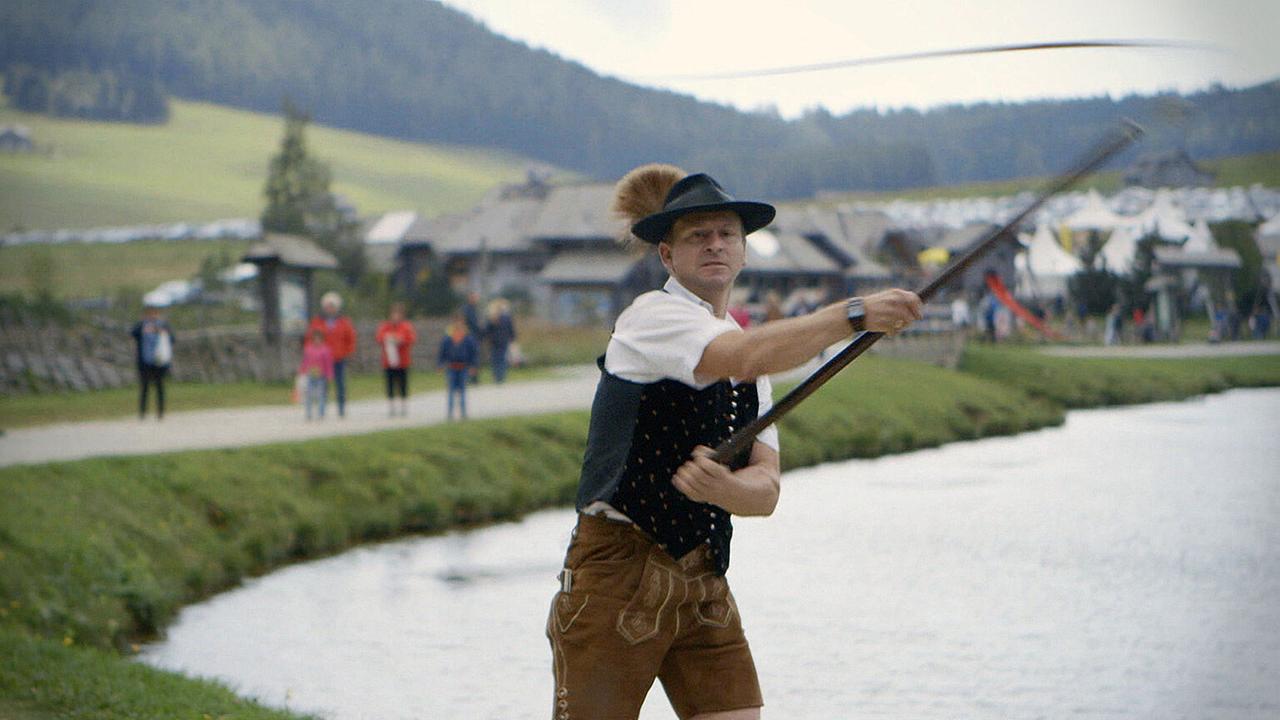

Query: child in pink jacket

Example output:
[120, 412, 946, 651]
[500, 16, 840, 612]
[298, 328, 336, 420]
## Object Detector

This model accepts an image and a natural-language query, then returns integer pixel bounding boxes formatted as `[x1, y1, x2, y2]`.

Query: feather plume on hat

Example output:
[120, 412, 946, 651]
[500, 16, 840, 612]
[612, 164, 685, 244]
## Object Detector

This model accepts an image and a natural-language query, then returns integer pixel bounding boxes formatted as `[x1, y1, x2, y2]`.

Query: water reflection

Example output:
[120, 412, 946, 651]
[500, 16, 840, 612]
[141, 389, 1280, 719]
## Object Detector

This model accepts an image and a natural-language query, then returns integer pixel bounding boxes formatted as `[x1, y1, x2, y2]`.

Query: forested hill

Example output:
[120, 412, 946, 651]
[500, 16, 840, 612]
[3, 0, 1278, 199]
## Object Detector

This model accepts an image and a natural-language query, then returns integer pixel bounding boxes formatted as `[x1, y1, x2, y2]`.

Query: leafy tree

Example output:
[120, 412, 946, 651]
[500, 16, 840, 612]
[1068, 267, 1123, 316]
[1211, 220, 1264, 315]
[411, 258, 459, 316]
[197, 246, 233, 296]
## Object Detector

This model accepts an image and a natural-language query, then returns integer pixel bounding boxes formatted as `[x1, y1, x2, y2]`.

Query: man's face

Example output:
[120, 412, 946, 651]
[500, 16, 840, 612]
[659, 211, 746, 296]
[322, 300, 338, 316]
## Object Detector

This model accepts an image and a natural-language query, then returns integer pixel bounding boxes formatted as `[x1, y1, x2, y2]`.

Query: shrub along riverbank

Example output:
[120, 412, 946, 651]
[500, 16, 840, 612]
[2, 346, 1278, 719]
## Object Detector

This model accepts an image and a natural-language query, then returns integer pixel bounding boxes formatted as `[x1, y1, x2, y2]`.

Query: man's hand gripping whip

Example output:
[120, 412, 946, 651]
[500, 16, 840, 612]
[710, 119, 1144, 463]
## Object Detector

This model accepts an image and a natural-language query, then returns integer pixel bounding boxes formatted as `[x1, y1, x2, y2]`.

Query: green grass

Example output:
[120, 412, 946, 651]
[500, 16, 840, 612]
[0, 366, 553, 429]
[3, 349, 1279, 719]
[0, 97, 552, 232]
[0, 238, 251, 300]
[0, 626, 310, 720]
[960, 344, 1280, 408]
[813, 150, 1280, 205]
[1203, 150, 1280, 188]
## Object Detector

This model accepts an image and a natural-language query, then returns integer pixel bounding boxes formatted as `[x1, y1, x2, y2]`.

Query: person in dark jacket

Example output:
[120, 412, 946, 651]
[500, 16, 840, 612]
[463, 291, 485, 384]
[438, 313, 479, 420]
[130, 304, 174, 419]
[485, 297, 517, 384]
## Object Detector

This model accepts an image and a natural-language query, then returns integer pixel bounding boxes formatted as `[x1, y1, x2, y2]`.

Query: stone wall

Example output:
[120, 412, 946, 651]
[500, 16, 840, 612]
[0, 308, 448, 395]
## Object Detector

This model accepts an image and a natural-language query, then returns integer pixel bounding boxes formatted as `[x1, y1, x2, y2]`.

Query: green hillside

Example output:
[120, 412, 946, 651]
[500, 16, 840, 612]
[0, 97, 551, 231]
[816, 150, 1280, 205]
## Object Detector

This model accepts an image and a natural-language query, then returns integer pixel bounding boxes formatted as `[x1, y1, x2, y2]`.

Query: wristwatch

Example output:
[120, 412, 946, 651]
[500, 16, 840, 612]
[846, 297, 867, 332]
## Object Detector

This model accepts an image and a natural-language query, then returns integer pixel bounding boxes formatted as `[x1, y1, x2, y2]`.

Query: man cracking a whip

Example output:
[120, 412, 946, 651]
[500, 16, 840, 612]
[547, 164, 923, 719]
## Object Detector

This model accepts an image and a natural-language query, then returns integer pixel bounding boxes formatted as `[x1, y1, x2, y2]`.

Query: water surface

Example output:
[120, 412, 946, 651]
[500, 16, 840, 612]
[141, 389, 1280, 718]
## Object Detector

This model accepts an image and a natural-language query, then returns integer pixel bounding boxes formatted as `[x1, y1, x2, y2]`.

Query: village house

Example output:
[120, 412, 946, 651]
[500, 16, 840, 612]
[1124, 150, 1215, 189]
[0, 124, 33, 152]
[381, 176, 917, 325]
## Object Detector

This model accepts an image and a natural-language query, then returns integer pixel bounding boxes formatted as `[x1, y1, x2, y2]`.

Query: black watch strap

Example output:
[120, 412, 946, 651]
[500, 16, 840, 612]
[846, 297, 866, 332]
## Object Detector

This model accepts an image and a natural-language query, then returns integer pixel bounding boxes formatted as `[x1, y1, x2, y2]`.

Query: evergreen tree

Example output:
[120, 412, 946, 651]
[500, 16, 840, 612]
[260, 101, 367, 287]
[261, 102, 331, 235]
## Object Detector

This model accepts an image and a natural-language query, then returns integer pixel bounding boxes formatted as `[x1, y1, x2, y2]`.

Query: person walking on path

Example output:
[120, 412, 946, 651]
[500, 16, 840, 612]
[130, 304, 174, 420]
[307, 291, 357, 418]
[298, 327, 335, 421]
[438, 313, 479, 420]
[376, 302, 416, 417]
[463, 291, 486, 384]
[485, 298, 517, 384]
[546, 165, 922, 719]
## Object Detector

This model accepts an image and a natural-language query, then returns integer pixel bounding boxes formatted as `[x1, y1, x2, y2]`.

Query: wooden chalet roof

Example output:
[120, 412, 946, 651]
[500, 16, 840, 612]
[742, 228, 842, 276]
[771, 205, 892, 279]
[539, 250, 642, 285]
[527, 183, 626, 243]
[242, 233, 337, 269]
[1153, 246, 1242, 270]
[426, 197, 543, 255]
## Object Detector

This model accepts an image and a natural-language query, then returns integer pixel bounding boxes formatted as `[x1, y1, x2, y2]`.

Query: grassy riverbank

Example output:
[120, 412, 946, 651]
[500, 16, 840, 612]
[2, 348, 1278, 718]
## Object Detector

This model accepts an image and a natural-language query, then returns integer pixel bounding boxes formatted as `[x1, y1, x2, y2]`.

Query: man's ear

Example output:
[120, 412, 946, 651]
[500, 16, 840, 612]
[657, 241, 673, 272]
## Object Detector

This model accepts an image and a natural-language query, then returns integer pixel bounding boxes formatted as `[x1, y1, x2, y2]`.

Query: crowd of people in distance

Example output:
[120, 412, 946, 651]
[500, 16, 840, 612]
[130, 290, 518, 423]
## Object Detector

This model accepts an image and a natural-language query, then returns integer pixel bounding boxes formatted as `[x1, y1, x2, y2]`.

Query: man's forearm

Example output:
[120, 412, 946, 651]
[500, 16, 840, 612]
[715, 463, 781, 517]
[697, 289, 923, 382]
[700, 303, 850, 381]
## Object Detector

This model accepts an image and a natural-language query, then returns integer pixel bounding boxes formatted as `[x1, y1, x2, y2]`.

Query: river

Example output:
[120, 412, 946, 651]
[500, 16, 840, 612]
[140, 388, 1280, 719]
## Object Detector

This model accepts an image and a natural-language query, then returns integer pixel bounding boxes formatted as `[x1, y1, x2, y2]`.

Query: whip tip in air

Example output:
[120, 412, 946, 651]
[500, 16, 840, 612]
[1119, 117, 1146, 139]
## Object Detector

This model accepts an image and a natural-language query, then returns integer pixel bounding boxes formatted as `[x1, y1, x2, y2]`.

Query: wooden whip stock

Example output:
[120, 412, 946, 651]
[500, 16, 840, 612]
[710, 119, 1144, 463]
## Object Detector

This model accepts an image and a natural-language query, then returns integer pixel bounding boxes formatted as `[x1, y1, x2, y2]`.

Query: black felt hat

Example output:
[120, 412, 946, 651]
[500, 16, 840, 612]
[630, 173, 775, 244]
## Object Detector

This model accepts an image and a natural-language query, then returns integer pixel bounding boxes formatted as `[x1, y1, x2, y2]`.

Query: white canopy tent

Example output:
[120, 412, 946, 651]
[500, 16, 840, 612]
[1182, 219, 1218, 253]
[1125, 188, 1195, 241]
[1015, 224, 1084, 298]
[1100, 224, 1142, 274]
[1064, 188, 1122, 232]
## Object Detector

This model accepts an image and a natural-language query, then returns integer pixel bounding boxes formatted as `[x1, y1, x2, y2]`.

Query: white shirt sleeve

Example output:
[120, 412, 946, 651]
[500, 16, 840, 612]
[605, 289, 779, 452]
[754, 375, 780, 452]
[605, 290, 741, 387]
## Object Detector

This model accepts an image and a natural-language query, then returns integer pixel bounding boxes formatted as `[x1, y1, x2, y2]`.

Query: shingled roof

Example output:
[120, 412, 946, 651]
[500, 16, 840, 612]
[427, 197, 544, 254]
[242, 233, 338, 269]
[742, 228, 842, 276]
[539, 250, 643, 284]
[528, 183, 626, 243]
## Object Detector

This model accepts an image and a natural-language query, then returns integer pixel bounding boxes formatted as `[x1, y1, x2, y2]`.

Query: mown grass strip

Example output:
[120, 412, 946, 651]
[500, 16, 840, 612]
[959, 345, 1280, 408]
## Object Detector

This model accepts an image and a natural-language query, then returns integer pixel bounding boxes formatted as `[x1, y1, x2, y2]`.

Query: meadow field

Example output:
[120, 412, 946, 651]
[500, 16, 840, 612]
[0, 97, 548, 232]
[817, 150, 1280, 204]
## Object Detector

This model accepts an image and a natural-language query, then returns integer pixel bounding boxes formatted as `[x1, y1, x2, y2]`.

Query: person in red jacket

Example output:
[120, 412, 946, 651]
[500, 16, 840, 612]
[375, 301, 417, 417]
[307, 292, 358, 418]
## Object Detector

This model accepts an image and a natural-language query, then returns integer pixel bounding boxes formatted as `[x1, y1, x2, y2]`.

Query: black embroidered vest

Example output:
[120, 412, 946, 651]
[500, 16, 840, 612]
[577, 358, 759, 575]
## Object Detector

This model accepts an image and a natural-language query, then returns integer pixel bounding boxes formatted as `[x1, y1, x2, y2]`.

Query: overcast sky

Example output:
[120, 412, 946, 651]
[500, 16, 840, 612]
[440, 0, 1279, 118]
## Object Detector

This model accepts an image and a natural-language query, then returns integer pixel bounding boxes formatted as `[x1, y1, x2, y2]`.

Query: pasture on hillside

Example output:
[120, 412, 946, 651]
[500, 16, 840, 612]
[0, 98, 548, 231]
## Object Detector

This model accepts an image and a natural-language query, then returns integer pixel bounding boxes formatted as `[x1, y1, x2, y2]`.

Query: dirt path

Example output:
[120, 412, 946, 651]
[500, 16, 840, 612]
[5, 341, 1277, 468]
[0, 365, 600, 468]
